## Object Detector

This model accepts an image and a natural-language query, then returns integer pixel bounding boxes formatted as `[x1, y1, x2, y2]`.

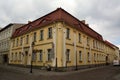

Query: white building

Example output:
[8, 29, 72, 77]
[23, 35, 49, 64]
[0, 23, 24, 64]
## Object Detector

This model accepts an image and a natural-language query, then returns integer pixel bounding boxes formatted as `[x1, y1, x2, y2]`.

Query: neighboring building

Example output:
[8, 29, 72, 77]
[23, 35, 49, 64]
[104, 40, 120, 62]
[0, 27, 2, 30]
[9, 8, 118, 69]
[0, 23, 24, 64]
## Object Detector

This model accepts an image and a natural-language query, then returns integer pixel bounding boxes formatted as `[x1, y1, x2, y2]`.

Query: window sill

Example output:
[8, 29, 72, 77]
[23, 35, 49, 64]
[66, 38, 71, 40]
[79, 60, 82, 63]
[39, 39, 44, 41]
[32, 60, 37, 62]
[18, 60, 22, 62]
[46, 60, 52, 62]
[38, 61, 43, 62]
[66, 61, 71, 63]
[47, 37, 52, 39]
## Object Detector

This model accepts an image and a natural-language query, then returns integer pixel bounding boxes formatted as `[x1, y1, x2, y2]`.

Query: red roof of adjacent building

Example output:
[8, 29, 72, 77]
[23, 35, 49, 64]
[104, 40, 119, 49]
[12, 8, 103, 41]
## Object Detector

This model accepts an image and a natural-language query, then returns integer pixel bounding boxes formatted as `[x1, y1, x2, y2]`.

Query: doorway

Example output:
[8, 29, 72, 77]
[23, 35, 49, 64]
[24, 51, 28, 66]
[3, 54, 8, 64]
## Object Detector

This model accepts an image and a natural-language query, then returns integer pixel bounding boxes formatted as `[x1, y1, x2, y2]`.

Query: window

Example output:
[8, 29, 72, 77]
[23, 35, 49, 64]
[19, 52, 22, 61]
[87, 37, 89, 46]
[26, 35, 29, 44]
[13, 39, 15, 47]
[95, 41, 97, 48]
[66, 49, 70, 61]
[79, 51, 82, 61]
[11, 53, 13, 61]
[40, 30, 44, 40]
[32, 52, 36, 61]
[47, 49, 52, 61]
[16, 38, 19, 47]
[20, 37, 23, 46]
[48, 27, 52, 38]
[93, 40, 95, 48]
[79, 33, 81, 42]
[66, 28, 70, 39]
[33, 32, 36, 42]
[15, 53, 17, 61]
[39, 50, 43, 61]
[87, 52, 90, 62]
[94, 53, 96, 61]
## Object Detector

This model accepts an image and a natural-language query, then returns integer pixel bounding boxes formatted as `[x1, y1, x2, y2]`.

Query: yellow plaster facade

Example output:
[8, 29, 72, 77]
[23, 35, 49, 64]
[9, 22, 116, 68]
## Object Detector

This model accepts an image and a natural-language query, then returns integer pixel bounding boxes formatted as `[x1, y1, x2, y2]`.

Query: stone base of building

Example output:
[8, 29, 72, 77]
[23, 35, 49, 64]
[8, 63, 109, 72]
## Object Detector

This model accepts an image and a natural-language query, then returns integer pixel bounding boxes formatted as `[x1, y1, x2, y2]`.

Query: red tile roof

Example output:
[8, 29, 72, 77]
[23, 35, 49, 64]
[104, 40, 119, 49]
[12, 8, 103, 41]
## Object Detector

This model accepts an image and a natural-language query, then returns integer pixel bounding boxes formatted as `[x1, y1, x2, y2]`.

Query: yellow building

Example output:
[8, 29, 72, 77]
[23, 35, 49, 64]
[9, 8, 118, 70]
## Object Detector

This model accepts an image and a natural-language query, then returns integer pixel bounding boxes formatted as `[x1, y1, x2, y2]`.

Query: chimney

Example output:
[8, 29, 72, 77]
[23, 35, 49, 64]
[86, 24, 89, 26]
[28, 21, 31, 23]
[81, 20, 85, 24]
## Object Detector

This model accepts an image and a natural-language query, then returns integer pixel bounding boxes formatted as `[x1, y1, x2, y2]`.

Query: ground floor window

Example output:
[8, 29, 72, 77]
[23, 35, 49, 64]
[94, 53, 96, 61]
[39, 50, 43, 61]
[87, 52, 90, 62]
[15, 53, 17, 61]
[47, 49, 52, 61]
[79, 51, 82, 61]
[32, 52, 36, 61]
[66, 49, 70, 61]
[11, 53, 13, 61]
[19, 52, 22, 61]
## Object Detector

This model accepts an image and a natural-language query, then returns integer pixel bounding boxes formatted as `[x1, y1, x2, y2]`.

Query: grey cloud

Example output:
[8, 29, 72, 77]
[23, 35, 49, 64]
[0, 0, 119, 46]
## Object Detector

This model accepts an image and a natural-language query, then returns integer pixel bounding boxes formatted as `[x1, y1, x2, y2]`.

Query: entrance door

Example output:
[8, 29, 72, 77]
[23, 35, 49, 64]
[106, 55, 109, 65]
[3, 54, 8, 64]
[24, 51, 28, 66]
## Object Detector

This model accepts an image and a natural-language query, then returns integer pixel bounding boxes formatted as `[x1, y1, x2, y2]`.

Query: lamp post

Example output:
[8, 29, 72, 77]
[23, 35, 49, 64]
[75, 51, 78, 70]
[30, 42, 34, 73]
[55, 57, 57, 71]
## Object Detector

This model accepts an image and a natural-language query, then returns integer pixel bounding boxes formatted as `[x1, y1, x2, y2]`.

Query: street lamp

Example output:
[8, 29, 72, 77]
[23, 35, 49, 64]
[30, 42, 34, 73]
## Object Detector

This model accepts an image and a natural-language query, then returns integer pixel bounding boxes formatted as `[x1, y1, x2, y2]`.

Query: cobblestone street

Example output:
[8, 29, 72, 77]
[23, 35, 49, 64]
[0, 65, 120, 80]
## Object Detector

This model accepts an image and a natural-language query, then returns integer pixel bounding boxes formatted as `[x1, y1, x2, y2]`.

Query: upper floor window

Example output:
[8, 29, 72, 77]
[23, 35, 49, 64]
[96, 41, 98, 49]
[94, 53, 96, 61]
[66, 28, 70, 39]
[87, 37, 90, 46]
[48, 27, 52, 38]
[40, 30, 44, 40]
[16, 38, 19, 47]
[13, 39, 15, 47]
[93, 40, 95, 48]
[33, 32, 36, 42]
[20, 37, 23, 46]
[79, 33, 81, 42]
[26, 35, 29, 44]
[66, 49, 70, 61]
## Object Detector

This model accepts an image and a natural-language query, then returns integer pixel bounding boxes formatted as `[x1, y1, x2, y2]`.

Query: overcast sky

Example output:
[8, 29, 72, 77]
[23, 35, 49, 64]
[0, 0, 120, 48]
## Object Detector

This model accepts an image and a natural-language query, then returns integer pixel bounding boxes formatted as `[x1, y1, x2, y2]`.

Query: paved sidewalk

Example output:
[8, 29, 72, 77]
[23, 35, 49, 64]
[0, 64, 109, 76]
